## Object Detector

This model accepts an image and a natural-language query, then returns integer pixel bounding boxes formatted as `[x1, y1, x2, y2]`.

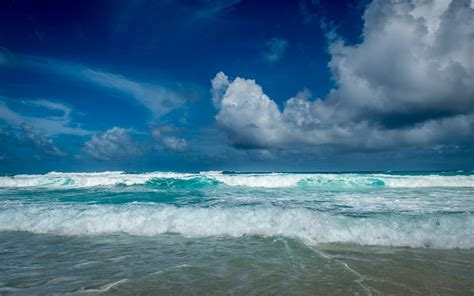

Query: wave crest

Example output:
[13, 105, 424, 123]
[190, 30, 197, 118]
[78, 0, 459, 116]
[1, 171, 474, 189]
[1, 204, 472, 249]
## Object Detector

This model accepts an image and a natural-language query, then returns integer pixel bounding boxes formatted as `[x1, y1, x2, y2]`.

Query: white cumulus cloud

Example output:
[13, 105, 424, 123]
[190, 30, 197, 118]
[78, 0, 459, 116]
[150, 125, 188, 152]
[84, 127, 145, 160]
[162, 136, 188, 152]
[211, 0, 474, 152]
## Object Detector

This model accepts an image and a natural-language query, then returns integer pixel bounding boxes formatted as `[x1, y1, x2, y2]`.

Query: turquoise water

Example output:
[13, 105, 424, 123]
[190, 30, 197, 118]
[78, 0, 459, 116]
[1, 171, 473, 294]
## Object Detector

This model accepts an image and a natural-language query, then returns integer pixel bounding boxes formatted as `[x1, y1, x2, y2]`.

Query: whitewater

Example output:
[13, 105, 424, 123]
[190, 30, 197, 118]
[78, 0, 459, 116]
[2, 170, 474, 188]
[1, 171, 473, 294]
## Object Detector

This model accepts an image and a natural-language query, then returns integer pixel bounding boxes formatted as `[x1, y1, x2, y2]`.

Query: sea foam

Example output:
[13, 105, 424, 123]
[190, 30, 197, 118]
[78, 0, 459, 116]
[0, 172, 194, 188]
[1, 171, 474, 189]
[1, 203, 472, 249]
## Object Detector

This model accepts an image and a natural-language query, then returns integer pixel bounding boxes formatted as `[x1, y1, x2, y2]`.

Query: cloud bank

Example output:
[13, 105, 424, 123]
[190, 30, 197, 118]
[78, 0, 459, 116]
[212, 0, 474, 152]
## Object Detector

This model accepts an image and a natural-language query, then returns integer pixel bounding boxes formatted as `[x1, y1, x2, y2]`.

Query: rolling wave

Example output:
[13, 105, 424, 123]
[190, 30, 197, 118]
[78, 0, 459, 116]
[0, 171, 474, 189]
[1, 203, 472, 249]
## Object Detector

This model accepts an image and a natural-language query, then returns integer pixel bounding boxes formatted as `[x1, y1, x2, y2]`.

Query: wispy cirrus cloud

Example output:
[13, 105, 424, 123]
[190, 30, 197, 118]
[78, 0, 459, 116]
[4, 54, 190, 118]
[0, 98, 88, 158]
[190, 0, 242, 22]
[298, 0, 321, 23]
[262, 37, 288, 63]
[81, 69, 185, 118]
[0, 98, 90, 136]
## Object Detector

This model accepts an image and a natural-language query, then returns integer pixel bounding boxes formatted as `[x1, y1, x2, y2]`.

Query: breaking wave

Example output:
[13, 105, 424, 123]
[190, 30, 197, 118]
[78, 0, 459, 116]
[1, 171, 474, 189]
[0, 203, 472, 249]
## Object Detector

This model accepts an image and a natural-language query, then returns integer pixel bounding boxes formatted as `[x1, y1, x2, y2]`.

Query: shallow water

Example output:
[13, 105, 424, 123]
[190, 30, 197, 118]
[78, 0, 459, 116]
[1, 171, 473, 294]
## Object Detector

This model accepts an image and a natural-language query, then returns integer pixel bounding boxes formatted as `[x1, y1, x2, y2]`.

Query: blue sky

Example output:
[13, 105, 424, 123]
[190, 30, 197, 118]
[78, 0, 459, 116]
[0, 0, 473, 173]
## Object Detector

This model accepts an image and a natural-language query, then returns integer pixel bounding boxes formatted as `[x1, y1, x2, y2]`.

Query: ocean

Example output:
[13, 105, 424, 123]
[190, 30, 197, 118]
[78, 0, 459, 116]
[0, 171, 473, 295]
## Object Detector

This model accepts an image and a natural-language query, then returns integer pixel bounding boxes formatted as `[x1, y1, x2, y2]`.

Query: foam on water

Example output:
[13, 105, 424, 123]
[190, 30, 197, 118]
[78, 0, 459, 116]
[1, 203, 472, 249]
[211, 173, 474, 188]
[0, 171, 194, 188]
[1, 171, 474, 189]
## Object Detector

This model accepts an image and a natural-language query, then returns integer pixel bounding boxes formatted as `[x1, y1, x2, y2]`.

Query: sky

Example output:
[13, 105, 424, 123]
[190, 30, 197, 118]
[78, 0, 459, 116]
[0, 0, 473, 173]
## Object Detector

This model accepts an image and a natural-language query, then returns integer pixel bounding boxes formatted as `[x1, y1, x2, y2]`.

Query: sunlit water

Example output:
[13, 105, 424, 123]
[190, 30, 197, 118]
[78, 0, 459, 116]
[1, 171, 473, 295]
